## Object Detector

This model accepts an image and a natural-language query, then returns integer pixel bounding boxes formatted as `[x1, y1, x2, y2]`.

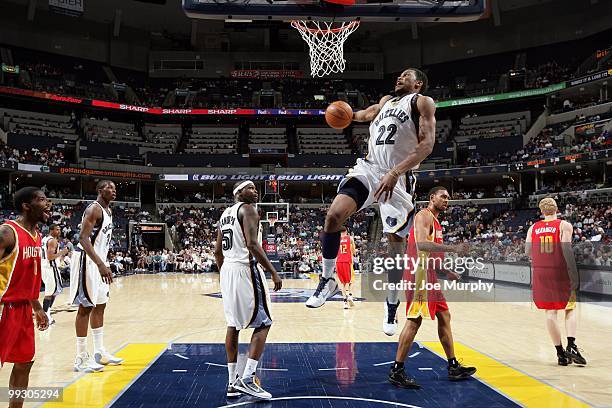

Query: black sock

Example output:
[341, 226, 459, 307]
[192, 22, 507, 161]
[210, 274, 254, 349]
[555, 345, 564, 355]
[448, 357, 458, 368]
[321, 231, 342, 259]
[48, 296, 56, 309]
[392, 361, 404, 371]
[567, 337, 576, 348]
[42, 298, 51, 313]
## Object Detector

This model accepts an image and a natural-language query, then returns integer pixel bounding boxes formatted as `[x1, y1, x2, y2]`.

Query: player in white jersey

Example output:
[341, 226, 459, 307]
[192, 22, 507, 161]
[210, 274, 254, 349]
[306, 68, 437, 336]
[41, 224, 69, 324]
[70, 180, 123, 373]
[215, 181, 282, 401]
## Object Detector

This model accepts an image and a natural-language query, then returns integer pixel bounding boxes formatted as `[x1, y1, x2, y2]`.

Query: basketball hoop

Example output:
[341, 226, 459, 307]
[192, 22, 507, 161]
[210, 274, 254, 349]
[291, 19, 360, 77]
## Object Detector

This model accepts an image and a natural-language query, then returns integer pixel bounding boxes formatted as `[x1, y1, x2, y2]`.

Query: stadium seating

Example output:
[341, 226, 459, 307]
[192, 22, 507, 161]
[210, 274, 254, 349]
[298, 127, 350, 154]
[0, 108, 78, 141]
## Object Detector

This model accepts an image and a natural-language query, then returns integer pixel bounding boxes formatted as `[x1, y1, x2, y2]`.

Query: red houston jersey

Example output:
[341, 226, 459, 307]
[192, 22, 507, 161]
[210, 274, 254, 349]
[530, 219, 567, 271]
[530, 218, 571, 309]
[0, 220, 42, 302]
[404, 209, 449, 320]
[337, 235, 353, 263]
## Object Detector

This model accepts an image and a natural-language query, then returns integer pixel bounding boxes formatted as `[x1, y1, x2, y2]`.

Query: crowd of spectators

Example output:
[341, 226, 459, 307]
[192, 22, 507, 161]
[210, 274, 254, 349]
[0, 141, 67, 168]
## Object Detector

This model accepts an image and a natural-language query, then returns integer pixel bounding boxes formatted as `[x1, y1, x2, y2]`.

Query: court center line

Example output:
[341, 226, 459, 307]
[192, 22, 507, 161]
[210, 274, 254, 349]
[318, 367, 349, 371]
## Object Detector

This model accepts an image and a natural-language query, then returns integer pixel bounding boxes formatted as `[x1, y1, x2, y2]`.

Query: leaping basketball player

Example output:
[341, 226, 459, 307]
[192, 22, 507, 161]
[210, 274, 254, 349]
[525, 197, 586, 366]
[0, 187, 50, 408]
[41, 224, 69, 325]
[389, 187, 476, 389]
[306, 68, 436, 336]
[215, 181, 283, 401]
[70, 180, 123, 373]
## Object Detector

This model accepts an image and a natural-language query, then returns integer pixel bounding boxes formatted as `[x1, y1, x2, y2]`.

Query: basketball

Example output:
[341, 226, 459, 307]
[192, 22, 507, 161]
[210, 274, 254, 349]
[325, 101, 353, 129]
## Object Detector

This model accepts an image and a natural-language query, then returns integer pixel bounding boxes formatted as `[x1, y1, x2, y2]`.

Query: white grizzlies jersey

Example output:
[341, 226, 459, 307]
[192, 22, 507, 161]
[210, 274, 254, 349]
[218, 202, 262, 265]
[78, 201, 113, 263]
[41, 236, 57, 269]
[367, 93, 421, 171]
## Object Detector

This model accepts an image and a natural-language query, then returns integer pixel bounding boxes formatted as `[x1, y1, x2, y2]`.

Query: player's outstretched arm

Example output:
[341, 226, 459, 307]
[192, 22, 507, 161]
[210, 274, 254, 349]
[214, 227, 224, 270]
[414, 211, 467, 254]
[0, 225, 16, 259]
[79, 204, 113, 284]
[353, 95, 393, 122]
[240, 204, 282, 291]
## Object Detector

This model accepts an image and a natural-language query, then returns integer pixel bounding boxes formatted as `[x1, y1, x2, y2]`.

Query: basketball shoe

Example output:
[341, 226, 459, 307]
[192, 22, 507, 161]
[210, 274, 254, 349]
[347, 294, 355, 307]
[227, 379, 240, 398]
[388, 367, 421, 389]
[305, 276, 339, 308]
[566, 344, 587, 365]
[94, 349, 124, 365]
[383, 300, 400, 336]
[74, 353, 105, 373]
[448, 361, 477, 381]
[233, 375, 272, 400]
[343, 298, 349, 309]
[557, 351, 570, 366]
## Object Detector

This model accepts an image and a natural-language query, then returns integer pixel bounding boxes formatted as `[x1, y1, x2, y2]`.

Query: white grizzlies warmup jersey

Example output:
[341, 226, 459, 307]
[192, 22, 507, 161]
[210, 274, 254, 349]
[41, 235, 57, 270]
[367, 93, 421, 171]
[218, 202, 262, 264]
[78, 201, 113, 263]
[71, 201, 113, 307]
[42, 235, 63, 296]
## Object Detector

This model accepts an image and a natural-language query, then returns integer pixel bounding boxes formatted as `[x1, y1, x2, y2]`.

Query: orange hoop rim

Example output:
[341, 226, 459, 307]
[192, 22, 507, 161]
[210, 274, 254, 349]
[290, 19, 360, 34]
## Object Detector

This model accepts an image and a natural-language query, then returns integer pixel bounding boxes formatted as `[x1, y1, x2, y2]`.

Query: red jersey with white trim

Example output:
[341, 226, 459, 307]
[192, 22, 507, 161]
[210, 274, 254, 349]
[0, 220, 42, 302]
[337, 235, 353, 263]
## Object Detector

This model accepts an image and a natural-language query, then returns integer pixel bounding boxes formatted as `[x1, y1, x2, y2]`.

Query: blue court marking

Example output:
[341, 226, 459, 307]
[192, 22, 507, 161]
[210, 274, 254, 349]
[205, 288, 365, 303]
[111, 342, 519, 407]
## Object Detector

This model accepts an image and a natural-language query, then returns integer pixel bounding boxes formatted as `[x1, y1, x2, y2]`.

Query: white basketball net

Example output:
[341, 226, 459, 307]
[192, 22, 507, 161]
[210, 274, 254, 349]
[291, 20, 360, 78]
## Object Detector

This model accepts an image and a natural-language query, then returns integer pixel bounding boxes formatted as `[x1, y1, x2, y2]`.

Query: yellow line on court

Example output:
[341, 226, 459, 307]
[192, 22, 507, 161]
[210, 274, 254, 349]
[422, 341, 590, 408]
[42, 343, 166, 408]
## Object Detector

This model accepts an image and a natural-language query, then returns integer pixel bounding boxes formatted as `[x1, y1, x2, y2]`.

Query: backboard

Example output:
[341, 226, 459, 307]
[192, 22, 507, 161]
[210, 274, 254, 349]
[182, 0, 486, 23]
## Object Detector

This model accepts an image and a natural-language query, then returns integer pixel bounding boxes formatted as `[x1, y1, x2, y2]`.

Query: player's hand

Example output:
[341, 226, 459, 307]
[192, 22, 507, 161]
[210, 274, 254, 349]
[453, 243, 470, 255]
[98, 263, 114, 284]
[374, 171, 400, 203]
[446, 271, 461, 281]
[34, 308, 49, 331]
[271, 273, 282, 291]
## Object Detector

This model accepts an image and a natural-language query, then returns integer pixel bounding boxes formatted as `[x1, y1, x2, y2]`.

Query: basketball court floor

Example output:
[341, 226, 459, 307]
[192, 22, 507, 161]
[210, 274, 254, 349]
[3, 273, 610, 407]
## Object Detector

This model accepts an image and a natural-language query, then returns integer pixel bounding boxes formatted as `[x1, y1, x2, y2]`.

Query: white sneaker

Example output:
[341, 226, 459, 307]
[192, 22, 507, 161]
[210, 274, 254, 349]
[226, 381, 240, 398]
[74, 353, 105, 373]
[305, 276, 339, 308]
[347, 295, 355, 307]
[343, 300, 349, 309]
[233, 376, 272, 400]
[94, 350, 124, 365]
[383, 300, 400, 336]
